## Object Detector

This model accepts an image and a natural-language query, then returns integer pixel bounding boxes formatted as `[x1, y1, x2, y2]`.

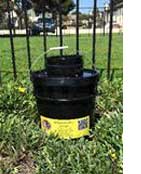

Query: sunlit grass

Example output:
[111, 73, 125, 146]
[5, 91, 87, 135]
[0, 34, 122, 74]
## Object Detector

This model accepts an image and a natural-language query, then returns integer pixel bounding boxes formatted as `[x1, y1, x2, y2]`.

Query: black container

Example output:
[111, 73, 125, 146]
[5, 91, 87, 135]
[31, 69, 99, 139]
[45, 55, 83, 77]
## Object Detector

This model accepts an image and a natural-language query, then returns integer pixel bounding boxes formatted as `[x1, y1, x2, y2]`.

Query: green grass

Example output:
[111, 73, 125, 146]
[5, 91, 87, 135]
[0, 79, 123, 174]
[0, 34, 123, 79]
[0, 34, 123, 174]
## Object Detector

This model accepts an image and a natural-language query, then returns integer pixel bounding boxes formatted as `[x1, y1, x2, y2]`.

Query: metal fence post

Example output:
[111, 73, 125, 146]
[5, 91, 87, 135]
[7, 0, 17, 80]
[22, 0, 32, 73]
[76, 0, 79, 55]
[103, 11, 106, 36]
[92, 0, 97, 70]
[42, 1, 47, 65]
[59, 2, 63, 56]
[107, 0, 114, 80]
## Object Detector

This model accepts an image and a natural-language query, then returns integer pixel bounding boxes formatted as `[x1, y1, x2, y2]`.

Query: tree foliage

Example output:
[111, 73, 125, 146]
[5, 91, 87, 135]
[0, 0, 13, 12]
[113, 0, 123, 9]
[31, 0, 75, 15]
[0, 0, 75, 19]
[0, 0, 14, 24]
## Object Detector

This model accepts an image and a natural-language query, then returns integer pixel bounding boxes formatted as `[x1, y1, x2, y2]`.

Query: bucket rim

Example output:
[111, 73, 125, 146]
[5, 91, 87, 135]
[31, 69, 99, 80]
[46, 54, 83, 59]
[46, 54, 83, 65]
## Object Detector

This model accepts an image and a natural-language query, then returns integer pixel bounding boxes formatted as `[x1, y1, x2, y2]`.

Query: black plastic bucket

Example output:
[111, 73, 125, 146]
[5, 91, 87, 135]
[31, 69, 99, 139]
[45, 55, 83, 77]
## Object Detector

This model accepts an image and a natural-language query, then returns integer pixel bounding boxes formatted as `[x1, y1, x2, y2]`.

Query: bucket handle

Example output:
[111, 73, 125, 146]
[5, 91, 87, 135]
[31, 46, 68, 69]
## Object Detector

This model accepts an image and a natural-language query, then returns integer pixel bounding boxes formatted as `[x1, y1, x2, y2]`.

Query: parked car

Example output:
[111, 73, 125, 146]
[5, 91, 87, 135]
[30, 18, 56, 35]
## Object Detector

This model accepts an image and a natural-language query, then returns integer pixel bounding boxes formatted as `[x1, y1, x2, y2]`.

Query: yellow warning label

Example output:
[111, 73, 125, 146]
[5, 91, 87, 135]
[41, 116, 90, 139]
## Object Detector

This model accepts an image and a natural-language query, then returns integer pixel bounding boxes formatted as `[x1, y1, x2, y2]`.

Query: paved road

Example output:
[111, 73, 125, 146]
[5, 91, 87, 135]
[0, 27, 122, 36]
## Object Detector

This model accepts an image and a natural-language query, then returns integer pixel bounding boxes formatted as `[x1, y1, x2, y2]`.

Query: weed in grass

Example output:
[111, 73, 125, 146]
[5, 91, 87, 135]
[0, 78, 122, 174]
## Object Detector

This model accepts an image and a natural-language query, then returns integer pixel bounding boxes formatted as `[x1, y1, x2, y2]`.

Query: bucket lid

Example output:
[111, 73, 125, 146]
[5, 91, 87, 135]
[31, 69, 99, 87]
[46, 54, 83, 65]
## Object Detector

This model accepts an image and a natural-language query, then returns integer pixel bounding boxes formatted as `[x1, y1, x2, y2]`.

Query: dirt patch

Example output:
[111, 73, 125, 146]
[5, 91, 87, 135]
[0, 153, 35, 174]
[17, 153, 35, 174]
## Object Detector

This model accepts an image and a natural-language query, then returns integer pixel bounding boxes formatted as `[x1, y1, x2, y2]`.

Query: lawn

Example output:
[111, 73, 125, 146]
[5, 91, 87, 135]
[0, 34, 123, 80]
[0, 79, 123, 174]
[0, 34, 123, 174]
